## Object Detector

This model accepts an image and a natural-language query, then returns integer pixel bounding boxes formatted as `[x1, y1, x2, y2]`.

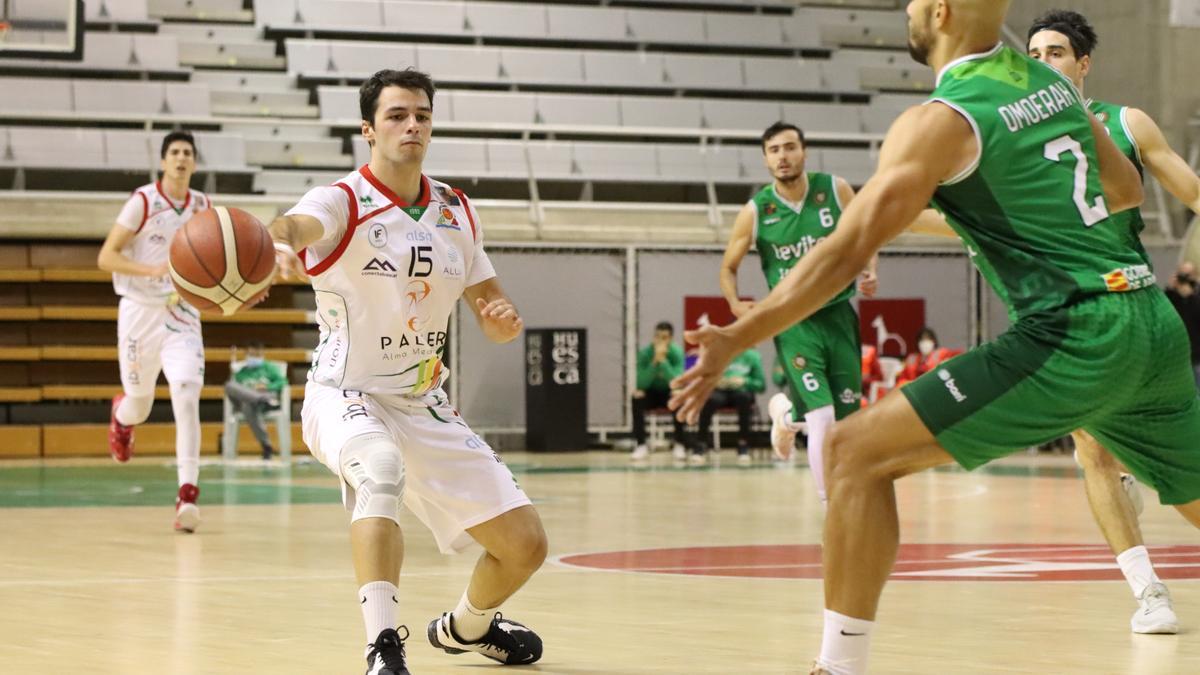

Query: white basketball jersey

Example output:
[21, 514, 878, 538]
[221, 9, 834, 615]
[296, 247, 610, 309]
[113, 182, 210, 305]
[288, 167, 496, 395]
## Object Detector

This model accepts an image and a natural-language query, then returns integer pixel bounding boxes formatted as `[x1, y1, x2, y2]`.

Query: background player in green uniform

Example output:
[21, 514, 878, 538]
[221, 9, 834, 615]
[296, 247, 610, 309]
[1026, 9, 1200, 637]
[672, 1, 1200, 672]
[720, 122, 878, 503]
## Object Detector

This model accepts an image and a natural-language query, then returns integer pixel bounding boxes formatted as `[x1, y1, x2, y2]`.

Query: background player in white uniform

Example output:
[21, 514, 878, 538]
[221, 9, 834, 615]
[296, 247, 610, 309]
[97, 130, 208, 533]
[270, 69, 547, 675]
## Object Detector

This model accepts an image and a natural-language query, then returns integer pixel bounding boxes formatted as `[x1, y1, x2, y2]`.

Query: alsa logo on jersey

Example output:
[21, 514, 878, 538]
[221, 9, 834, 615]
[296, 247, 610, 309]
[436, 207, 460, 231]
[362, 257, 399, 278]
[839, 388, 859, 405]
[771, 235, 826, 261]
[1102, 264, 1155, 293]
[938, 368, 967, 403]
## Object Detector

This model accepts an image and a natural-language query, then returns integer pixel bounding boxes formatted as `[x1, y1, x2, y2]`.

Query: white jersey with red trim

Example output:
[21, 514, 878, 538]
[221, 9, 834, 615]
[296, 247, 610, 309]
[113, 182, 210, 305]
[287, 166, 496, 396]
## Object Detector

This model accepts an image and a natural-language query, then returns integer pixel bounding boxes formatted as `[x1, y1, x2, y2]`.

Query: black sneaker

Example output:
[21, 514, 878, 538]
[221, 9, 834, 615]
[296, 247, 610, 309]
[366, 626, 411, 675]
[427, 612, 542, 665]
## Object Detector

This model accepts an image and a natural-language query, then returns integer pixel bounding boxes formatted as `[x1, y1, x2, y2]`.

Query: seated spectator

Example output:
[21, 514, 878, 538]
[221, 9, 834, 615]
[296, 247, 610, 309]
[1165, 262, 1200, 388]
[631, 321, 688, 461]
[225, 343, 287, 460]
[861, 345, 883, 405]
[692, 348, 765, 466]
[895, 327, 961, 387]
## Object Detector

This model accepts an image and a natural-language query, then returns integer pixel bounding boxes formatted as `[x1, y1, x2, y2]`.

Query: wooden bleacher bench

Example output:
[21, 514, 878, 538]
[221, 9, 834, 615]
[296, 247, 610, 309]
[0, 387, 42, 402]
[0, 307, 40, 320]
[36, 345, 312, 363]
[0, 267, 313, 286]
[38, 384, 305, 401]
[0, 269, 40, 282]
[0, 347, 40, 360]
[39, 305, 315, 324]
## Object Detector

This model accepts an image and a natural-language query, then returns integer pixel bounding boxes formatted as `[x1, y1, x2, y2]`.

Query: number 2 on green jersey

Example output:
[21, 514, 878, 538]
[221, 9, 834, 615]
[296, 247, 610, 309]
[1043, 135, 1110, 227]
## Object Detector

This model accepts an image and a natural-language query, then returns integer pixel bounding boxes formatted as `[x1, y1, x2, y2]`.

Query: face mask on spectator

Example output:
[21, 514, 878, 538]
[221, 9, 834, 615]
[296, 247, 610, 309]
[918, 339, 935, 356]
[245, 356, 264, 366]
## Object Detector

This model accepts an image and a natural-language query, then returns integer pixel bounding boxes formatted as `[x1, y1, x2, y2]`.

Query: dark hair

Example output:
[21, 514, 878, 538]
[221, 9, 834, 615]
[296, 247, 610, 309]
[1028, 9, 1098, 58]
[160, 130, 196, 159]
[761, 121, 805, 153]
[654, 321, 674, 335]
[916, 327, 938, 344]
[359, 68, 436, 124]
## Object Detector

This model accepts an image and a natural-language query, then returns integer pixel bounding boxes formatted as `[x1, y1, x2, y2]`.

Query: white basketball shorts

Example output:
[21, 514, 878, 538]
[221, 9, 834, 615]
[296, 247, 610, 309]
[301, 381, 531, 554]
[117, 297, 205, 397]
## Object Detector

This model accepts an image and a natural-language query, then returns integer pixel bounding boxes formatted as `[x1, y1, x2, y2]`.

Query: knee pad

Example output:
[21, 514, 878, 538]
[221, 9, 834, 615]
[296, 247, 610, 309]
[339, 433, 405, 524]
[118, 394, 155, 426]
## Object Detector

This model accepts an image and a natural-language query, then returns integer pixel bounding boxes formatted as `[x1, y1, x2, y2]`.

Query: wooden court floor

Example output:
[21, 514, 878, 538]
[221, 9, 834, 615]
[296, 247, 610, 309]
[1, 450, 1198, 674]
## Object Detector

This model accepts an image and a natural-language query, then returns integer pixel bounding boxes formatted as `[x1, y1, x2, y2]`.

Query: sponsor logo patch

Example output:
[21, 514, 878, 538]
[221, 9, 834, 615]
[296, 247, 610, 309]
[362, 257, 398, 278]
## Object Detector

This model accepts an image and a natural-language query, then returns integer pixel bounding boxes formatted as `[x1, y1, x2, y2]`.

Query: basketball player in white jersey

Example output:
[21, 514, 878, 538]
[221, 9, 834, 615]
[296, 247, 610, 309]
[97, 130, 208, 533]
[269, 69, 546, 675]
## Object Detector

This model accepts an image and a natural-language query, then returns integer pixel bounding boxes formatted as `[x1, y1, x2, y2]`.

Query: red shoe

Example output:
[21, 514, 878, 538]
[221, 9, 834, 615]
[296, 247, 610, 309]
[174, 483, 200, 533]
[108, 395, 134, 463]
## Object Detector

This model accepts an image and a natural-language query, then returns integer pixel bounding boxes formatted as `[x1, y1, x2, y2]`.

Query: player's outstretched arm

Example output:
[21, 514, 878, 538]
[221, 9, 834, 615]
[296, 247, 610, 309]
[1089, 112, 1144, 214]
[267, 214, 323, 281]
[464, 277, 524, 344]
[720, 203, 756, 318]
[97, 223, 166, 277]
[1126, 108, 1200, 215]
[669, 104, 972, 422]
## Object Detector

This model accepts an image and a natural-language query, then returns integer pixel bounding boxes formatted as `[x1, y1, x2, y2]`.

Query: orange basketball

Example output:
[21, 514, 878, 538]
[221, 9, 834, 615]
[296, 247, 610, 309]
[168, 207, 276, 315]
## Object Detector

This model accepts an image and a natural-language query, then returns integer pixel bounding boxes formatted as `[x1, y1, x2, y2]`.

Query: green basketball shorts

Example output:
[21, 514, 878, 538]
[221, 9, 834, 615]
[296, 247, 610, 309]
[774, 300, 863, 420]
[902, 288, 1200, 504]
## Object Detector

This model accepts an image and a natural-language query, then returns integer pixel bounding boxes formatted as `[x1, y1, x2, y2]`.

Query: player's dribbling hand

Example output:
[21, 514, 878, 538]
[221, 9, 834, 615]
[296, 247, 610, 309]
[273, 241, 308, 282]
[859, 269, 878, 298]
[669, 324, 737, 424]
[475, 297, 524, 343]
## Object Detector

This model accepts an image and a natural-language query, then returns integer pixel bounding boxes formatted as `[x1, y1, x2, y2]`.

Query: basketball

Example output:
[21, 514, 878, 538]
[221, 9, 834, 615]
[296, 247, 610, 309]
[168, 206, 276, 316]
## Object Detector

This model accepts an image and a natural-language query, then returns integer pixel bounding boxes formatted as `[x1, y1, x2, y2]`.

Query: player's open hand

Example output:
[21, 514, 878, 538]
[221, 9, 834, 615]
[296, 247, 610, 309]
[669, 324, 738, 424]
[859, 268, 878, 298]
[273, 242, 308, 282]
[476, 297, 524, 344]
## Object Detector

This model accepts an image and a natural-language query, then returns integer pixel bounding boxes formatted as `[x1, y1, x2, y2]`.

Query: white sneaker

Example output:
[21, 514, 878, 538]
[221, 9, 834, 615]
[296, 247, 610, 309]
[630, 444, 649, 460]
[737, 454, 752, 466]
[688, 453, 707, 466]
[1121, 473, 1144, 516]
[1131, 582, 1179, 634]
[672, 443, 687, 460]
[768, 393, 798, 461]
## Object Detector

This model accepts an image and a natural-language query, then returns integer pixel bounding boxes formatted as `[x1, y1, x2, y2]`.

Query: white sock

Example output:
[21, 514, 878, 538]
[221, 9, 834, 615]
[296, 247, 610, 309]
[804, 406, 835, 503]
[450, 590, 496, 642]
[116, 393, 153, 427]
[817, 609, 873, 675]
[359, 581, 399, 644]
[170, 381, 201, 486]
[1117, 545, 1160, 598]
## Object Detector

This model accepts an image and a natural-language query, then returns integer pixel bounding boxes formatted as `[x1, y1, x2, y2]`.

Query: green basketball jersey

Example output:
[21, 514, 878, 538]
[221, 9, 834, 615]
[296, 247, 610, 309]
[929, 44, 1155, 319]
[1089, 99, 1151, 267]
[751, 172, 854, 307]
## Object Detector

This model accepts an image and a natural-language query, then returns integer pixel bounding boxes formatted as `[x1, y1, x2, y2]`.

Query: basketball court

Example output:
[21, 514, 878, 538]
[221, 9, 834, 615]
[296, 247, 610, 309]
[1, 451, 1198, 673]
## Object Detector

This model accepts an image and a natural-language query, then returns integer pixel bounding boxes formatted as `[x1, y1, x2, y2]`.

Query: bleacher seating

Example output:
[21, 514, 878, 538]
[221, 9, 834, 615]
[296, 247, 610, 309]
[0, 0, 916, 199]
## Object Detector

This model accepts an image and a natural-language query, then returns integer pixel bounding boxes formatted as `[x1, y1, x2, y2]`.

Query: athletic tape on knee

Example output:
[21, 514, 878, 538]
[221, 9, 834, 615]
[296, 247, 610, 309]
[116, 394, 155, 426]
[339, 433, 405, 524]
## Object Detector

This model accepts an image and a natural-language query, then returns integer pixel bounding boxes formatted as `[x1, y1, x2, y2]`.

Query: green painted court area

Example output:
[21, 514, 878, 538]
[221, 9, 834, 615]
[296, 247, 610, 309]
[0, 456, 1081, 509]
